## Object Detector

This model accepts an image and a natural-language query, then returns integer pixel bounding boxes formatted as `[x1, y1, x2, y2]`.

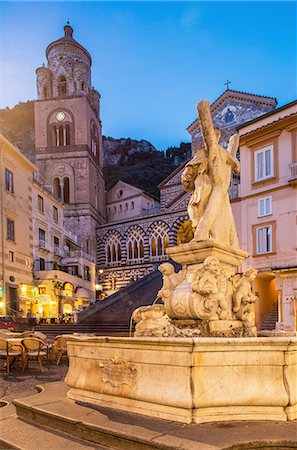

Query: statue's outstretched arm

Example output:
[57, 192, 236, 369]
[226, 134, 240, 173]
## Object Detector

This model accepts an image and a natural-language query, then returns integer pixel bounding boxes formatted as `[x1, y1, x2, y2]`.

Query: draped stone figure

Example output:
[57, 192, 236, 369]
[182, 100, 240, 247]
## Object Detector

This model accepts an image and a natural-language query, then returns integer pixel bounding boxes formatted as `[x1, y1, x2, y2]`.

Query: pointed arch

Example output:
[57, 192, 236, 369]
[148, 222, 170, 258]
[104, 231, 122, 265]
[125, 226, 145, 261]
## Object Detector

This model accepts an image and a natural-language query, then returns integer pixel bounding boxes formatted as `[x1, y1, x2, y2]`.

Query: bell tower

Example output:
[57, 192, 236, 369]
[34, 23, 105, 258]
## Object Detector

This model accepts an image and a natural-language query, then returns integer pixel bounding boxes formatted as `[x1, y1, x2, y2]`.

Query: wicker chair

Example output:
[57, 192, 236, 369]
[19, 331, 35, 339]
[52, 335, 68, 365]
[21, 337, 50, 372]
[0, 338, 23, 374]
[33, 331, 47, 341]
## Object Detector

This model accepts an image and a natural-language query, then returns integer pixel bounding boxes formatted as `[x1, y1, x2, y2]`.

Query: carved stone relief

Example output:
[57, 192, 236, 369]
[99, 357, 137, 388]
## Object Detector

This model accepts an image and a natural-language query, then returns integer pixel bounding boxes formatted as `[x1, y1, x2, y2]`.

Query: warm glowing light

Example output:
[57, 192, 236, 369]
[21, 285, 27, 294]
[95, 284, 103, 291]
[0, 301, 4, 308]
[38, 306, 43, 313]
[98, 269, 104, 274]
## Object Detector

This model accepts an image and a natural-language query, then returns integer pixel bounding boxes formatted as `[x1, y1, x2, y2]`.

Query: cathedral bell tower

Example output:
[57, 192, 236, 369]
[34, 23, 105, 258]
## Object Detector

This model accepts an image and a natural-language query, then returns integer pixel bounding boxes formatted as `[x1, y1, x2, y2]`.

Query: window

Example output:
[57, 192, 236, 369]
[105, 234, 121, 263]
[63, 177, 70, 203]
[84, 266, 91, 281]
[39, 258, 45, 270]
[5, 169, 14, 193]
[39, 286, 46, 295]
[57, 76, 67, 96]
[127, 228, 144, 261]
[38, 195, 44, 213]
[53, 206, 58, 222]
[7, 218, 15, 241]
[53, 178, 61, 199]
[254, 145, 273, 182]
[258, 196, 272, 217]
[38, 228, 46, 247]
[256, 225, 272, 254]
[54, 236, 60, 248]
[8, 251, 14, 262]
[67, 265, 79, 276]
[150, 224, 169, 257]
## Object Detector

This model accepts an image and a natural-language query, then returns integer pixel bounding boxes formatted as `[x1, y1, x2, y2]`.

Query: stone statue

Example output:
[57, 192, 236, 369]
[182, 100, 240, 247]
[232, 268, 258, 313]
[232, 268, 258, 337]
[192, 256, 229, 320]
[157, 263, 185, 309]
[131, 98, 259, 339]
[132, 304, 171, 337]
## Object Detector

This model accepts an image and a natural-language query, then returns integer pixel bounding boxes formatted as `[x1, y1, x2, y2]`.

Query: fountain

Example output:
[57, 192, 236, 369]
[63, 101, 296, 424]
[12, 102, 296, 437]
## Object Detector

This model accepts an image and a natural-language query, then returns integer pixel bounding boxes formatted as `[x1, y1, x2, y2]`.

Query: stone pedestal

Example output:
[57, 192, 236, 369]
[166, 239, 249, 267]
[65, 335, 297, 424]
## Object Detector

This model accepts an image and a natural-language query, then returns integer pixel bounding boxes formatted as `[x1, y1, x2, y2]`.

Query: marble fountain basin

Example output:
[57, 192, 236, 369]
[64, 335, 297, 424]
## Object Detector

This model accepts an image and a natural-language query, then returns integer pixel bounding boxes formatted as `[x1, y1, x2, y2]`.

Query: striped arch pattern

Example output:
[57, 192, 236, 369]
[148, 221, 170, 257]
[171, 215, 189, 246]
[125, 226, 145, 262]
[103, 230, 122, 265]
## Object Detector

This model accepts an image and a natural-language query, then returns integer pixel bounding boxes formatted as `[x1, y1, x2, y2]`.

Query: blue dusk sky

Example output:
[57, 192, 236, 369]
[0, 1, 296, 150]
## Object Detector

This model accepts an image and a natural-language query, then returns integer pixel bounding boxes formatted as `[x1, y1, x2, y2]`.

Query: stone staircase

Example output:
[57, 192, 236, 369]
[260, 305, 278, 331]
[78, 266, 163, 324]
[35, 321, 130, 339]
[35, 267, 164, 339]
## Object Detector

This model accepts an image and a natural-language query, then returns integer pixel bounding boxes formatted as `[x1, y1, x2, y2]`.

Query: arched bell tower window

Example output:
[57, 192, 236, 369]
[51, 124, 71, 146]
[52, 176, 71, 204]
[63, 177, 70, 203]
[49, 109, 73, 147]
[53, 178, 61, 200]
[90, 122, 98, 156]
[57, 76, 67, 97]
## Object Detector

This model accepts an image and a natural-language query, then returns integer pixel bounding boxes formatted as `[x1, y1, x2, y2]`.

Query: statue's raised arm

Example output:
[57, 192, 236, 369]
[196, 100, 217, 158]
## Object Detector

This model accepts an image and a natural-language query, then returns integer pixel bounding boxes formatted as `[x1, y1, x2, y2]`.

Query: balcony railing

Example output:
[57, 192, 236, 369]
[54, 247, 64, 257]
[38, 239, 48, 250]
[67, 250, 95, 263]
[64, 228, 78, 243]
[289, 162, 297, 183]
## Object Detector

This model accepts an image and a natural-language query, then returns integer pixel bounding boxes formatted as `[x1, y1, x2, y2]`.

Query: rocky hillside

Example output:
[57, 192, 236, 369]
[0, 101, 35, 154]
[0, 101, 191, 197]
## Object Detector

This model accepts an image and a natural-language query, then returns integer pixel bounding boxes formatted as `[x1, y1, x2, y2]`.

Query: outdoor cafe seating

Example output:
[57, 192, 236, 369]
[21, 337, 50, 373]
[0, 337, 24, 374]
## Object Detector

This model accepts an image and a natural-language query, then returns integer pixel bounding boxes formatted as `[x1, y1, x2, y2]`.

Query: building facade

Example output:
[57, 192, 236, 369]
[237, 100, 297, 331]
[29, 173, 96, 319]
[0, 133, 36, 316]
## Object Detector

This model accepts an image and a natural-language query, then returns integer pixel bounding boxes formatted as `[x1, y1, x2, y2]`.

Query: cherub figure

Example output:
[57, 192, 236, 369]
[232, 268, 258, 313]
[157, 263, 185, 309]
[192, 256, 228, 320]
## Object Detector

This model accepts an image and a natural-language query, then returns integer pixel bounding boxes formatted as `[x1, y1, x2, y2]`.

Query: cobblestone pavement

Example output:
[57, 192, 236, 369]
[0, 361, 69, 404]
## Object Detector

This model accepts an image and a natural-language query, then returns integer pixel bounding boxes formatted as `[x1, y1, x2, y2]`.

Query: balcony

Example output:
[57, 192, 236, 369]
[38, 239, 50, 251]
[54, 247, 64, 257]
[288, 162, 297, 185]
[67, 250, 95, 263]
[64, 228, 78, 244]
